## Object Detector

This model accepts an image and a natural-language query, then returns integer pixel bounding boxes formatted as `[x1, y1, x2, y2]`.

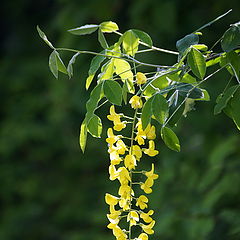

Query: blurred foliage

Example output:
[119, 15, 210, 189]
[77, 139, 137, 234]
[0, 0, 240, 239]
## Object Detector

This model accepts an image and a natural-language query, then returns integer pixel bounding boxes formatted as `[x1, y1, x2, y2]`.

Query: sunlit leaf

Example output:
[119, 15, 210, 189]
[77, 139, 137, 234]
[79, 119, 87, 153]
[152, 93, 169, 124]
[87, 114, 102, 138]
[114, 59, 134, 82]
[37, 26, 54, 49]
[103, 80, 122, 105]
[98, 29, 108, 49]
[141, 97, 154, 130]
[100, 60, 115, 80]
[192, 44, 208, 51]
[68, 24, 99, 35]
[221, 25, 240, 52]
[187, 47, 206, 79]
[122, 30, 139, 56]
[67, 52, 80, 78]
[161, 126, 180, 152]
[132, 29, 153, 46]
[100, 21, 119, 33]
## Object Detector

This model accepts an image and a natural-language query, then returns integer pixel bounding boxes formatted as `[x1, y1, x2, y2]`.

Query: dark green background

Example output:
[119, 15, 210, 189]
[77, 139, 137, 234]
[0, 0, 240, 239]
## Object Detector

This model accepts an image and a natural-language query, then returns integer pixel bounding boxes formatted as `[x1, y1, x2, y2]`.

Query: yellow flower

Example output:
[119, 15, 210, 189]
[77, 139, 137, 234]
[136, 195, 148, 210]
[143, 140, 159, 157]
[109, 150, 122, 165]
[136, 72, 147, 85]
[129, 95, 143, 109]
[141, 220, 155, 235]
[131, 145, 142, 160]
[118, 167, 131, 185]
[119, 197, 130, 211]
[135, 120, 146, 145]
[109, 164, 119, 180]
[107, 105, 126, 131]
[124, 154, 137, 170]
[140, 210, 154, 223]
[137, 233, 149, 240]
[118, 184, 132, 198]
[145, 125, 156, 140]
[145, 164, 159, 180]
[127, 210, 139, 226]
[140, 178, 154, 194]
[106, 128, 121, 145]
[105, 193, 119, 206]
[116, 140, 128, 155]
[107, 206, 121, 224]
[107, 223, 127, 240]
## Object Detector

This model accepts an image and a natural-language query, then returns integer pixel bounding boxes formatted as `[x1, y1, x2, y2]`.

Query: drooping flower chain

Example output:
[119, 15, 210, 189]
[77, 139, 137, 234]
[105, 76, 159, 240]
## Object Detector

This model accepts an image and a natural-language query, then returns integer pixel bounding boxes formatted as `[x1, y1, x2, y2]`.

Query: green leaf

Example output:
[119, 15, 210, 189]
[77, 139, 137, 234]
[98, 29, 108, 49]
[100, 21, 119, 33]
[86, 82, 103, 120]
[103, 80, 122, 106]
[68, 24, 99, 35]
[87, 114, 102, 138]
[79, 119, 87, 153]
[187, 47, 206, 79]
[152, 94, 169, 124]
[168, 104, 185, 127]
[176, 33, 199, 55]
[192, 44, 208, 51]
[114, 59, 134, 82]
[86, 52, 106, 89]
[141, 97, 154, 130]
[122, 30, 139, 56]
[37, 26, 54, 49]
[161, 126, 180, 152]
[214, 85, 239, 115]
[67, 52, 80, 78]
[49, 51, 58, 78]
[221, 25, 240, 52]
[176, 83, 203, 99]
[230, 88, 240, 130]
[132, 29, 153, 46]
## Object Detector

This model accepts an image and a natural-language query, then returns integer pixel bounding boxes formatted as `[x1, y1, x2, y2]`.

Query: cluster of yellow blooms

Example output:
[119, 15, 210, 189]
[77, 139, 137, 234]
[105, 73, 159, 240]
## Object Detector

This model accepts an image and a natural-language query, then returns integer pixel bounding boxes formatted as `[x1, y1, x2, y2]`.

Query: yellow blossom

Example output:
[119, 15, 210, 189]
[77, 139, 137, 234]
[118, 167, 131, 185]
[124, 154, 137, 170]
[131, 145, 142, 160]
[140, 210, 154, 223]
[109, 150, 122, 165]
[106, 128, 121, 145]
[136, 72, 147, 85]
[136, 195, 148, 210]
[141, 220, 155, 235]
[137, 233, 149, 240]
[116, 140, 128, 155]
[127, 210, 139, 226]
[107, 206, 121, 224]
[107, 105, 126, 131]
[145, 164, 159, 180]
[141, 178, 154, 194]
[135, 120, 146, 145]
[129, 95, 143, 109]
[143, 140, 159, 157]
[119, 197, 130, 211]
[107, 223, 127, 240]
[109, 164, 119, 181]
[145, 125, 156, 140]
[118, 184, 132, 198]
[105, 193, 119, 206]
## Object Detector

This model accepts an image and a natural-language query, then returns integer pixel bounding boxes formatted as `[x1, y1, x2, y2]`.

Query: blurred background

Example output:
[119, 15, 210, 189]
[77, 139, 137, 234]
[0, 0, 240, 239]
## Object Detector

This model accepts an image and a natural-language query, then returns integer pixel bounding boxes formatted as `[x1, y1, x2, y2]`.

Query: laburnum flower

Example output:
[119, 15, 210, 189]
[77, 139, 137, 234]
[145, 124, 156, 140]
[107, 205, 121, 224]
[136, 72, 147, 85]
[135, 120, 147, 145]
[136, 195, 148, 210]
[107, 105, 126, 131]
[124, 154, 137, 170]
[118, 184, 134, 211]
[127, 210, 139, 226]
[107, 223, 127, 240]
[105, 193, 119, 206]
[118, 167, 131, 185]
[140, 210, 154, 223]
[115, 140, 128, 155]
[145, 164, 159, 180]
[141, 178, 154, 194]
[137, 233, 149, 240]
[131, 145, 142, 160]
[141, 220, 155, 235]
[106, 128, 121, 145]
[109, 164, 119, 181]
[129, 95, 143, 109]
[143, 140, 159, 157]
[109, 150, 122, 165]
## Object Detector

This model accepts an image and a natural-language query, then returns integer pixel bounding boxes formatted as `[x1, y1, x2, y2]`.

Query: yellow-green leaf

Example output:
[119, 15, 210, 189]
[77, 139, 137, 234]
[87, 114, 102, 138]
[37, 26, 54, 49]
[114, 59, 133, 82]
[122, 30, 139, 56]
[100, 21, 119, 33]
[79, 120, 87, 153]
[103, 80, 122, 105]
[161, 126, 180, 152]
[68, 24, 99, 35]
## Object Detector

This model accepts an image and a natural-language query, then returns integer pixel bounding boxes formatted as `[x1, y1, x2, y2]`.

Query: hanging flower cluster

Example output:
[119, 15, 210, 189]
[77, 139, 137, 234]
[105, 99, 159, 240]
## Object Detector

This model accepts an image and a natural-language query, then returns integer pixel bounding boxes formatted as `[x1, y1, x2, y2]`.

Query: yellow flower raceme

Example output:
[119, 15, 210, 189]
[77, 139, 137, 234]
[140, 210, 154, 223]
[129, 95, 143, 109]
[141, 220, 155, 235]
[127, 210, 139, 226]
[136, 72, 147, 85]
[106, 128, 121, 145]
[137, 233, 149, 240]
[124, 154, 137, 170]
[136, 195, 148, 210]
[107, 105, 126, 131]
[143, 140, 159, 157]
